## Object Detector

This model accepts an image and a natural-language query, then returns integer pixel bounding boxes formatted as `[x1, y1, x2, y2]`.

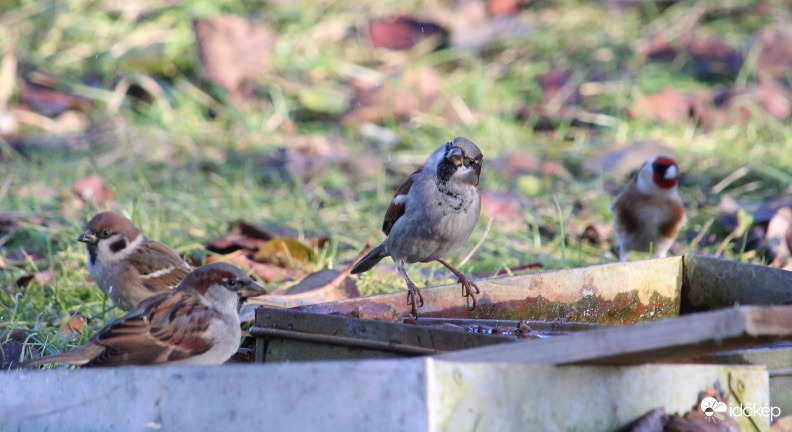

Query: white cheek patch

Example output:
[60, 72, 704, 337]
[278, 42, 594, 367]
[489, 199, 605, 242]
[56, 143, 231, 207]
[664, 165, 679, 180]
[99, 234, 143, 263]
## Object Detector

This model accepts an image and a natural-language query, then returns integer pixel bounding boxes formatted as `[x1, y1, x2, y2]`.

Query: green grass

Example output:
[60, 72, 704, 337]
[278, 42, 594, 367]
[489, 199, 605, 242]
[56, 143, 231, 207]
[1, 0, 791, 362]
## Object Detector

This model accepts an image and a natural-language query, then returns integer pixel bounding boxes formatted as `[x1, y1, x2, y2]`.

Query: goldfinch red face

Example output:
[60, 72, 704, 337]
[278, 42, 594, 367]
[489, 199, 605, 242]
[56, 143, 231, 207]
[650, 156, 680, 190]
[636, 156, 680, 195]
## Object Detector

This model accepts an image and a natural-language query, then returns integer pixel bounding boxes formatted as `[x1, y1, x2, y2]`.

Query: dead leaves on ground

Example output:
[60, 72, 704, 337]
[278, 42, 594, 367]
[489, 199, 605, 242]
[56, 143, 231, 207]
[193, 16, 274, 104]
[205, 220, 361, 308]
[630, 386, 739, 432]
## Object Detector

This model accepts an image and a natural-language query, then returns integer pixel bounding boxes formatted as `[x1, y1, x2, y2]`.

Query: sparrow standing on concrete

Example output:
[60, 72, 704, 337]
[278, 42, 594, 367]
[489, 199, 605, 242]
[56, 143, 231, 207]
[21, 262, 266, 367]
[351, 137, 483, 317]
[78, 212, 192, 310]
[612, 156, 686, 261]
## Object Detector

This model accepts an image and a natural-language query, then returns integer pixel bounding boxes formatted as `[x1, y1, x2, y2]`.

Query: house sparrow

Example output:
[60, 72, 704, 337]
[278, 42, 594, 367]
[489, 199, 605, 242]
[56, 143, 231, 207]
[20, 262, 266, 368]
[351, 137, 483, 317]
[78, 211, 192, 311]
[611, 156, 686, 261]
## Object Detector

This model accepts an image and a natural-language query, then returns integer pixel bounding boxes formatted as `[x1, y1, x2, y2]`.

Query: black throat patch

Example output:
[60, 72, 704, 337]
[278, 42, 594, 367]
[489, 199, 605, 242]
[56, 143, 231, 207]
[87, 244, 98, 265]
[436, 157, 458, 185]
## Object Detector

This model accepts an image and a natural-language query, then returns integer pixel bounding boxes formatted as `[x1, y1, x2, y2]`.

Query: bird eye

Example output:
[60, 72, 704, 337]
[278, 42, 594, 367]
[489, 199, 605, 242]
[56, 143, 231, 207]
[101, 230, 112, 237]
[227, 278, 237, 287]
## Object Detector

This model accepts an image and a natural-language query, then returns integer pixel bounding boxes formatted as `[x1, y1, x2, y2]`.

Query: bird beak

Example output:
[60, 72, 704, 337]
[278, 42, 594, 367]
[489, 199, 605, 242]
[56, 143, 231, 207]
[238, 281, 267, 298]
[664, 165, 679, 180]
[77, 232, 98, 244]
[448, 147, 464, 166]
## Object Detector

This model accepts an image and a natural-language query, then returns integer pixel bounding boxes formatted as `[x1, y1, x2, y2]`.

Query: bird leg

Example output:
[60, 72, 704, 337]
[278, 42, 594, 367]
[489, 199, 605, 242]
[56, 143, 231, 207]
[436, 258, 479, 311]
[396, 259, 424, 318]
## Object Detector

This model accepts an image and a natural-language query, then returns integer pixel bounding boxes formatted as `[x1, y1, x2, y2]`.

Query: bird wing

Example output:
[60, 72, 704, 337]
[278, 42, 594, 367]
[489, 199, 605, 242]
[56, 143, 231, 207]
[382, 168, 422, 235]
[129, 239, 192, 292]
[85, 290, 216, 366]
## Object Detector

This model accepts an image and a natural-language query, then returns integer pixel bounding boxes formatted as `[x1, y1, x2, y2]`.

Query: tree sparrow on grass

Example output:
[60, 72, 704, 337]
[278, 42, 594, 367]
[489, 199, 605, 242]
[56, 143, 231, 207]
[612, 156, 686, 261]
[78, 212, 192, 311]
[351, 137, 484, 318]
[21, 262, 266, 367]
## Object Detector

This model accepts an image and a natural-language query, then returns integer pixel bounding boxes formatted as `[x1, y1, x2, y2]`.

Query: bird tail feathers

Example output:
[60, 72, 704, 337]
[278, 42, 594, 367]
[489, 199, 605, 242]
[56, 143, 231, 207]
[350, 243, 388, 274]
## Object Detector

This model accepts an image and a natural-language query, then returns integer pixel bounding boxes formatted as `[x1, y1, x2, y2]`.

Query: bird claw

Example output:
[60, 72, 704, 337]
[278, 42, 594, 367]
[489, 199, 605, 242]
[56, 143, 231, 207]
[457, 275, 480, 311]
[405, 283, 424, 318]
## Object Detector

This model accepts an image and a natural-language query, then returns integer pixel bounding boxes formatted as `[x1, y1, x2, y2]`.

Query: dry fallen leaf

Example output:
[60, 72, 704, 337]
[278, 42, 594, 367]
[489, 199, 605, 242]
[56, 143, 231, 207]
[253, 237, 316, 269]
[640, 34, 744, 80]
[0, 330, 39, 369]
[629, 87, 702, 124]
[480, 190, 526, 226]
[194, 15, 275, 104]
[246, 244, 368, 309]
[755, 24, 792, 86]
[368, 16, 448, 50]
[208, 250, 295, 282]
[19, 79, 90, 118]
[59, 315, 87, 335]
[15, 269, 54, 289]
[343, 66, 444, 125]
[72, 174, 116, 208]
[487, 0, 522, 17]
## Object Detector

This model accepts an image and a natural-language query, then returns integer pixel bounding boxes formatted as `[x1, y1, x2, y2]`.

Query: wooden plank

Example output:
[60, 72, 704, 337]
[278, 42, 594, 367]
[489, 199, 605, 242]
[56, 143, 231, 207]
[440, 305, 792, 365]
[299, 257, 683, 323]
[682, 254, 792, 313]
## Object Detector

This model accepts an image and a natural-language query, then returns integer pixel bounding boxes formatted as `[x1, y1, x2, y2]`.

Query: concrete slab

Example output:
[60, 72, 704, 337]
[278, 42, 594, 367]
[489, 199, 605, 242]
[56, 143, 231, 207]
[0, 360, 770, 431]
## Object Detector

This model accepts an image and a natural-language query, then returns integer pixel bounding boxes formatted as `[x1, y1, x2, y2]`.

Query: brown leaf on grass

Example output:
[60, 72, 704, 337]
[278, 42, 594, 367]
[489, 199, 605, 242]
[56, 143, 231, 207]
[450, 13, 533, 51]
[6, 248, 46, 264]
[487, 0, 522, 17]
[72, 174, 116, 208]
[711, 83, 792, 125]
[342, 66, 443, 125]
[368, 16, 448, 50]
[253, 237, 316, 269]
[489, 153, 541, 177]
[15, 269, 54, 289]
[0, 212, 57, 234]
[766, 207, 792, 269]
[193, 16, 275, 104]
[629, 87, 709, 125]
[640, 34, 744, 80]
[514, 105, 599, 131]
[246, 244, 369, 309]
[208, 250, 295, 282]
[59, 315, 87, 335]
[480, 190, 526, 226]
[19, 79, 91, 118]
[207, 220, 328, 254]
[540, 69, 583, 109]
[1, 330, 39, 369]
[755, 24, 792, 86]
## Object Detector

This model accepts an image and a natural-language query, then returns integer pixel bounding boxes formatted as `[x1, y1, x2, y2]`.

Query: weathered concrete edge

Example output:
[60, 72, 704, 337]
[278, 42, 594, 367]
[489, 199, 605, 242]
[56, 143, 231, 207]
[0, 360, 769, 432]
